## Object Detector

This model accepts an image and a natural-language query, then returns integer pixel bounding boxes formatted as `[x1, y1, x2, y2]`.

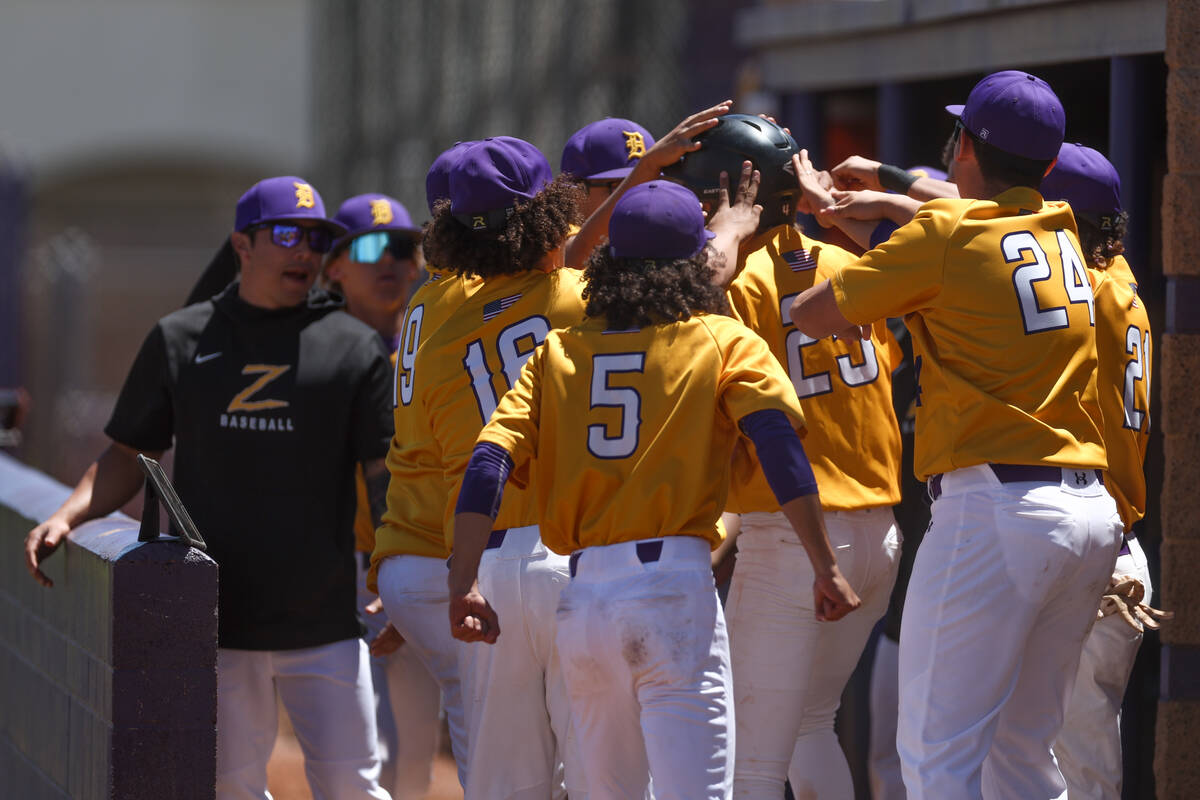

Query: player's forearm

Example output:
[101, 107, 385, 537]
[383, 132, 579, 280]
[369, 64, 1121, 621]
[448, 512, 493, 595]
[909, 177, 959, 202]
[51, 442, 152, 529]
[779, 494, 838, 577]
[707, 231, 744, 288]
[564, 158, 659, 269]
[828, 218, 884, 251]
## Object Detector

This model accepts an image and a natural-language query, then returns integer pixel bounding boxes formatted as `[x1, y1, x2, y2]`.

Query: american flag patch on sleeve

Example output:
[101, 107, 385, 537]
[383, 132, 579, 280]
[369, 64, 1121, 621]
[781, 249, 816, 272]
[483, 294, 522, 321]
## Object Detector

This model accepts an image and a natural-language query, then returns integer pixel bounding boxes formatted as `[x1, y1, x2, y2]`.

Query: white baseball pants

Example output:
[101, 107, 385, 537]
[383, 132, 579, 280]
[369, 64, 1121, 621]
[458, 525, 584, 800]
[356, 555, 442, 799]
[1053, 536, 1151, 799]
[725, 507, 901, 798]
[868, 634, 906, 800]
[376, 553, 470, 788]
[215, 639, 390, 800]
[898, 464, 1122, 800]
[556, 535, 734, 800]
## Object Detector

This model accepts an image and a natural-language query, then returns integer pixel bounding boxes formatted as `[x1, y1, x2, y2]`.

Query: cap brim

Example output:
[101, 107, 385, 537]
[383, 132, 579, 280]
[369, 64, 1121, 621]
[586, 165, 638, 181]
[945, 104, 965, 118]
[256, 214, 349, 235]
[704, 229, 717, 241]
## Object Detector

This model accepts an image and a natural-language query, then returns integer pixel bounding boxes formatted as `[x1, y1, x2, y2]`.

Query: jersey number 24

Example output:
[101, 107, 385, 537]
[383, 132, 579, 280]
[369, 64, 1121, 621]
[1004, 230, 1095, 334]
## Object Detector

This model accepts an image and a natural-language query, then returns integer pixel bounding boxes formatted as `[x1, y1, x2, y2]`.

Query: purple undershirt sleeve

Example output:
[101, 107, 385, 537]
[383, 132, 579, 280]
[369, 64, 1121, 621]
[869, 220, 901, 250]
[455, 442, 514, 519]
[739, 408, 819, 505]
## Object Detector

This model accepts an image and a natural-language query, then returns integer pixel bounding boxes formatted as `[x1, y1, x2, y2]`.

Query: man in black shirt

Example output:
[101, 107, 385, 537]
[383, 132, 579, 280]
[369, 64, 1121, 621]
[25, 176, 395, 800]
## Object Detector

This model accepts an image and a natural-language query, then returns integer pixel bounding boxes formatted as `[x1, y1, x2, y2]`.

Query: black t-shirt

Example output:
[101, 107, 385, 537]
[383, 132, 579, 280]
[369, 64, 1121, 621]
[106, 283, 394, 650]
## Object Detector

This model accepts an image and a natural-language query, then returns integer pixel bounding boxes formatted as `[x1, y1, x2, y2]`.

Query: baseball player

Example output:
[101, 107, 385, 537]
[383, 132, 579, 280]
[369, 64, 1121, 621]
[560, 117, 656, 218]
[416, 134, 591, 799]
[25, 177, 395, 800]
[324, 192, 443, 798]
[1041, 143, 1164, 799]
[666, 114, 904, 798]
[415, 103, 738, 798]
[788, 71, 1122, 798]
[447, 178, 860, 799]
[369, 143, 482, 789]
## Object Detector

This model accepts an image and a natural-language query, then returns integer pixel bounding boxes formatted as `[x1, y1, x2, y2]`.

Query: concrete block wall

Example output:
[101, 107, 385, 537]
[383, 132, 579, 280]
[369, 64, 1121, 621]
[1157, 1, 1200, 795]
[0, 452, 217, 799]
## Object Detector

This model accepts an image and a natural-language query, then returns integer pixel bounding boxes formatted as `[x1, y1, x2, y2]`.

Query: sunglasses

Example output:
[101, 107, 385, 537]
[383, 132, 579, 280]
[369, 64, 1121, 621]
[248, 223, 334, 254]
[347, 231, 418, 264]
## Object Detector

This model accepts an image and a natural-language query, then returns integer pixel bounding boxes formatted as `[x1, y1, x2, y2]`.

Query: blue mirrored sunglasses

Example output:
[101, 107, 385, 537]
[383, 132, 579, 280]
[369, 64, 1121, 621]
[249, 223, 334, 254]
[348, 232, 418, 264]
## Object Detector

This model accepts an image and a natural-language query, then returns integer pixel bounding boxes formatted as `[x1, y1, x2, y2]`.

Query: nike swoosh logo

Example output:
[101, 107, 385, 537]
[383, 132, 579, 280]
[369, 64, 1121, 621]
[194, 352, 222, 364]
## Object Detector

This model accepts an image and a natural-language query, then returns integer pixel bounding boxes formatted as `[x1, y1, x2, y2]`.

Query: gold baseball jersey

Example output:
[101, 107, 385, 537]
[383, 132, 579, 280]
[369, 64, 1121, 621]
[1091, 255, 1151, 531]
[368, 271, 480, 589]
[477, 313, 807, 555]
[727, 225, 903, 512]
[830, 188, 1106, 480]
[421, 267, 589, 549]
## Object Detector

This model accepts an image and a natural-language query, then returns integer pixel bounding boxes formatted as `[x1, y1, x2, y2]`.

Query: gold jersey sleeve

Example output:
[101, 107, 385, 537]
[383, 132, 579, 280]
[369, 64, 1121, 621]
[477, 313, 807, 555]
[418, 267, 589, 549]
[1091, 256, 1151, 531]
[830, 188, 1106, 481]
[727, 225, 903, 512]
[368, 273, 482, 590]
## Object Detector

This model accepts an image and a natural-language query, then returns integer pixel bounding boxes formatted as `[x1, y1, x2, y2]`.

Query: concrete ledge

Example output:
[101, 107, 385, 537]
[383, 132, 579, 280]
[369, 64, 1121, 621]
[1, 453, 217, 799]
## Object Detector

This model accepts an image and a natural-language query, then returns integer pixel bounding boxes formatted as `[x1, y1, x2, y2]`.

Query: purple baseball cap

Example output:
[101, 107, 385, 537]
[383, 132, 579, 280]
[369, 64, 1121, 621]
[945, 71, 1066, 161]
[234, 176, 345, 233]
[1039, 143, 1123, 222]
[561, 118, 656, 181]
[608, 180, 715, 260]
[331, 194, 420, 250]
[426, 141, 475, 215]
[449, 137, 554, 231]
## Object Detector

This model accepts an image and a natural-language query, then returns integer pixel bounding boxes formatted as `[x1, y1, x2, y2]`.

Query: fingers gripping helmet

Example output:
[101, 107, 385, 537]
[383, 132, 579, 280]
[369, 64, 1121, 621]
[663, 114, 800, 231]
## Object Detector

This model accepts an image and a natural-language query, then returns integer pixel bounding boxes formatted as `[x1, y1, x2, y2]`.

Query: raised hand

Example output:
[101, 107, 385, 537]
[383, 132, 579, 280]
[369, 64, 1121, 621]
[639, 101, 733, 172]
[830, 155, 884, 191]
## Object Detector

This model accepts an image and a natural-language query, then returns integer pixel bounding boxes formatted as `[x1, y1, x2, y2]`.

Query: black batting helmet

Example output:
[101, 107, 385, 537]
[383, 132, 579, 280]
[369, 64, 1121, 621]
[663, 114, 800, 230]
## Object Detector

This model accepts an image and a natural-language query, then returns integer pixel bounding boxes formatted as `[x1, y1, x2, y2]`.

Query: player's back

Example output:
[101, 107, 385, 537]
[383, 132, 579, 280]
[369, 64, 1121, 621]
[371, 273, 482, 575]
[481, 313, 804, 555]
[419, 267, 588, 545]
[1090, 255, 1151, 530]
[835, 188, 1106, 479]
[729, 225, 903, 512]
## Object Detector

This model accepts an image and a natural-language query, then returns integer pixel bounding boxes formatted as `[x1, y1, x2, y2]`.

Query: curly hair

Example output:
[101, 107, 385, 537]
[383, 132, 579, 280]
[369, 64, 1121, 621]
[582, 245, 731, 330]
[1076, 212, 1129, 268]
[421, 176, 584, 278]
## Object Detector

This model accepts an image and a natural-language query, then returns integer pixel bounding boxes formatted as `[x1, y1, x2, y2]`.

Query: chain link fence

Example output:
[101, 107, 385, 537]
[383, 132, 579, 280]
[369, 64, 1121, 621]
[313, 0, 690, 219]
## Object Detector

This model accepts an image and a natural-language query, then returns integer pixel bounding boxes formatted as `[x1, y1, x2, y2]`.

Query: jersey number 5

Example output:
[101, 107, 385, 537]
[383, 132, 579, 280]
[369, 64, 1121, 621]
[462, 316, 552, 423]
[587, 353, 645, 459]
[1005, 230, 1095, 334]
